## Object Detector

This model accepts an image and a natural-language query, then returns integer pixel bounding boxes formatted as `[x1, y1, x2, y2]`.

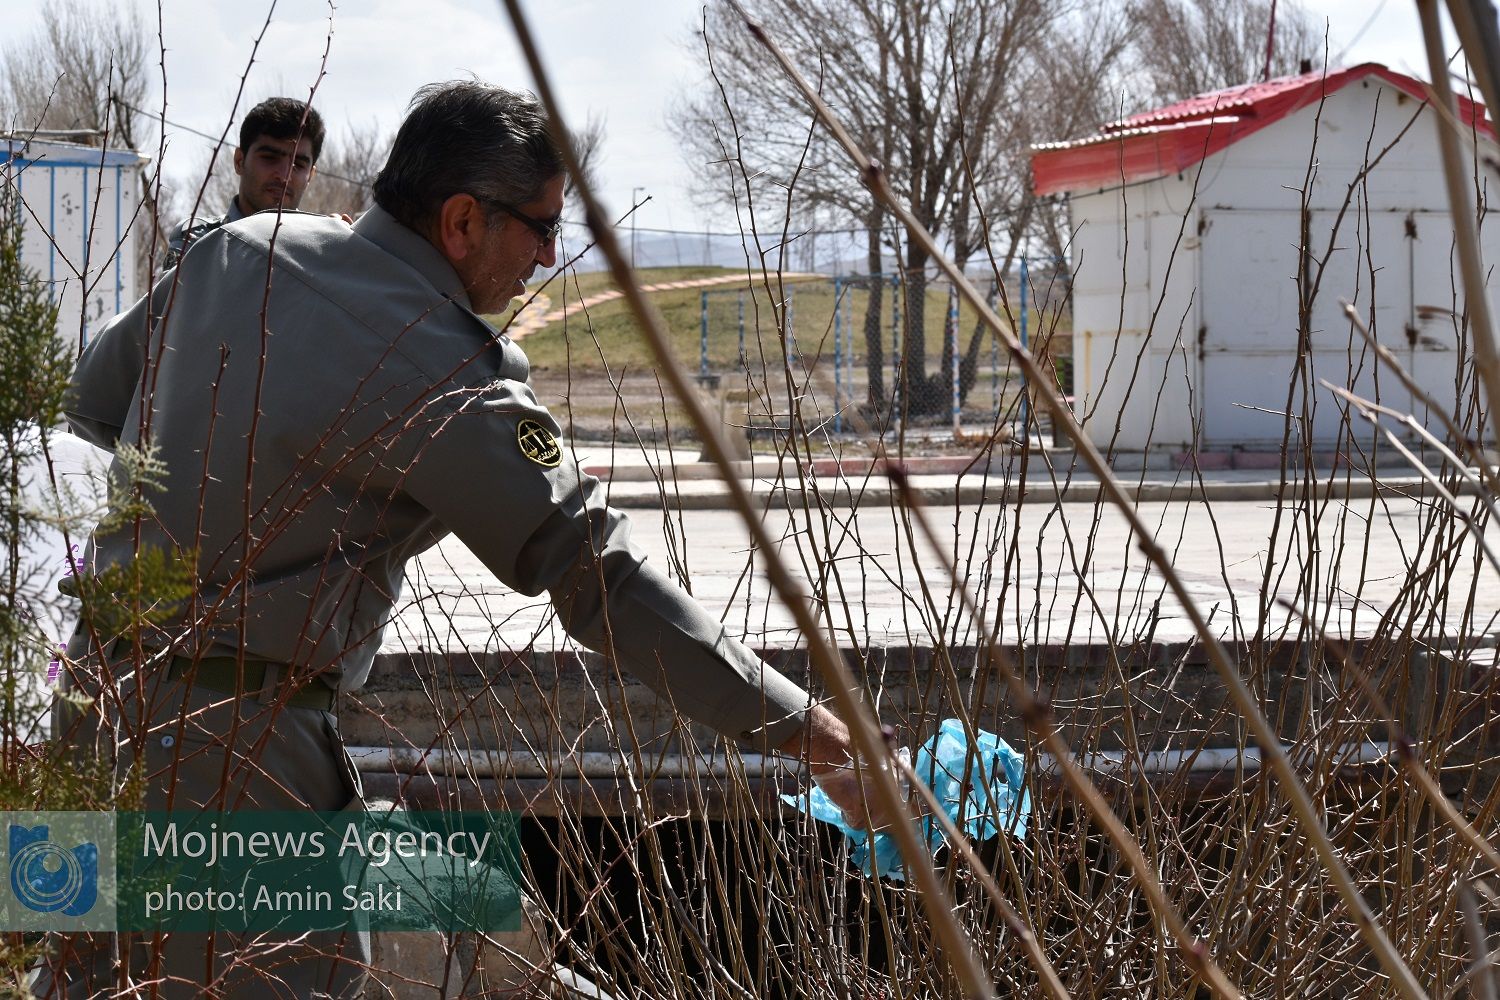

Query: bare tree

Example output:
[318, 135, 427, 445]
[0, 0, 150, 148]
[675, 3, 908, 408]
[1026, 7, 1138, 261]
[1128, 0, 1323, 105]
[564, 112, 607, 204]
[182, 143, 241, 222]
[0, 0, 173, 295]
[679, 0, 1119, 416]
[297, 120, 390, 218]
[940, 6, 1136, 410]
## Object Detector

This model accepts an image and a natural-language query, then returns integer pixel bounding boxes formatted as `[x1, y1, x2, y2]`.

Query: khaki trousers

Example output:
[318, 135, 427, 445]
[40, 668, 369, 1000]
[43, 664, 612, 999]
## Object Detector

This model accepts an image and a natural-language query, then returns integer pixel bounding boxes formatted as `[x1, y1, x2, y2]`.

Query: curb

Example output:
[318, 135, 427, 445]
[595, 473, 1440, 510]
[581, 454, 998, 482]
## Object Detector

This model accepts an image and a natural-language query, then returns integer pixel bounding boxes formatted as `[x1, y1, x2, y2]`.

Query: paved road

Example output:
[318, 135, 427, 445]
[388, 485, 1496, 656]
[23, 432, 1490, 660]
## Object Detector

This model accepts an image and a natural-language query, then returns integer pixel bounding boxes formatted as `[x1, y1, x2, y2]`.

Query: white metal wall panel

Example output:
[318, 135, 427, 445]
[1197, 207, 1436, 448]
[1193, 207, 1498, 450]
[4, 140, 145, 356]
[1072, 188, 1200, 450]
[1404, 210, 1500, 431]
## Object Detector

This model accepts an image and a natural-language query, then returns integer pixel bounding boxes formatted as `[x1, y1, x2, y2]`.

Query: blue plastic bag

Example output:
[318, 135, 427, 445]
[782, 719, 1030, 880]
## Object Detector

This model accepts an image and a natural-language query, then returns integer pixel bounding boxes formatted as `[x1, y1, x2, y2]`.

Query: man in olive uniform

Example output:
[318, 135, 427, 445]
[57, 81, 883, 998]
[163, 97, 327, 268]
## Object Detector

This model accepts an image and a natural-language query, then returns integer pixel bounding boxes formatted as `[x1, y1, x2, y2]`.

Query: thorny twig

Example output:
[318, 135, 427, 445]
[499, 1, 1000, 996]
[723, 2, 1431, 997]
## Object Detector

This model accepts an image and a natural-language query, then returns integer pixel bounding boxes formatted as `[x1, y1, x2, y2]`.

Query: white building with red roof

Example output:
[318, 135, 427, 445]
[1031, 63, 1496, 459]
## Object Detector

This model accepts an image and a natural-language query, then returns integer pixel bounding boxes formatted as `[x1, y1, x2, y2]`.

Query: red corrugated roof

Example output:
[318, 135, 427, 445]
[1031, 63, 1493, 197]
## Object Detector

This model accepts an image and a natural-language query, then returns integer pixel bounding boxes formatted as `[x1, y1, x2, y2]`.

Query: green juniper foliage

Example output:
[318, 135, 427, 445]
[0, 182, 75, 985]
[0, 183, 69, 782]
[0, 185, 189, 797]
[0, 173, 188, 994]
[69, 442, 192, 639]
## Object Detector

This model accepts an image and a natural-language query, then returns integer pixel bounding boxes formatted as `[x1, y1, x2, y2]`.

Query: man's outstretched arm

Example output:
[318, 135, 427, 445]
[401, 383, 899, 828]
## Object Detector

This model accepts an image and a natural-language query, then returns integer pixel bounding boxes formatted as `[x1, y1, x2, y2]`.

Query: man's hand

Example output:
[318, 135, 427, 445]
[811, 757, 910, 831]
[779, 705, 907, 831]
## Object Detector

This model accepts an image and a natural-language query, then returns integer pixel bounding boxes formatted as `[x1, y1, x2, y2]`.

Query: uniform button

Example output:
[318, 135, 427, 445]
[160, 734, 176, 749]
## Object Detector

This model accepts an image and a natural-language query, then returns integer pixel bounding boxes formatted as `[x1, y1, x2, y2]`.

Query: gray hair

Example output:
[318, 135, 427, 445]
[372, 81, 564, 233]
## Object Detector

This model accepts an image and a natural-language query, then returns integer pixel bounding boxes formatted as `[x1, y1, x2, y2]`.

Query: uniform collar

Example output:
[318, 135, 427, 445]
[352, 205, 473, 310]
[225, 197, 249, 223]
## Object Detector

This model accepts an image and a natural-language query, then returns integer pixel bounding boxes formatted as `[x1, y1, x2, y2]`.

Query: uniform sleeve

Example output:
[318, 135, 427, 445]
[63, 273, 173, 450]
[162, 221, 188, 269]
[161, 215, 221, 270]
[400, 379, 813, 749]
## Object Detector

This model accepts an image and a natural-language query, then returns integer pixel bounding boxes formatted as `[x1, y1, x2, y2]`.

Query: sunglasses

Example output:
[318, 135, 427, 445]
[494, 201, 563, 243]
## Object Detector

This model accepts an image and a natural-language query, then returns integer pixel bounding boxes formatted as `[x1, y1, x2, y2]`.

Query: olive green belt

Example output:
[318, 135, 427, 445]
[167, 656, 337, 712]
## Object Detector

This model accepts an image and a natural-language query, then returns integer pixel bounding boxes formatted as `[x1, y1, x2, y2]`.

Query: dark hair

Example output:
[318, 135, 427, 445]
[239, 97, 326, 162]
[372, 81, 564, 234]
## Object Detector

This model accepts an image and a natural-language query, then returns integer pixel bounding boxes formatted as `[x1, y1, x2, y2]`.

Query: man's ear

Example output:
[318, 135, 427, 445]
[232, 147, 245, 177]
[433, 193, 486, 263]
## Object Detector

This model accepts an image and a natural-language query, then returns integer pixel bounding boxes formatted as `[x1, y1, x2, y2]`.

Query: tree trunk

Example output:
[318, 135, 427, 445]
[901, 245, 940, 415]
[862, 212, 885, 407]
[936, 300, 990, 415]
[938, 285, 957, 416]
[958, 323, 987, 404]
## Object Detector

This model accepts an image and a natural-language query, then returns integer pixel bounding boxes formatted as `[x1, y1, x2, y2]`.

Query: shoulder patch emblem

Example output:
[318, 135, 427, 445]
[517, 419, 562, 468]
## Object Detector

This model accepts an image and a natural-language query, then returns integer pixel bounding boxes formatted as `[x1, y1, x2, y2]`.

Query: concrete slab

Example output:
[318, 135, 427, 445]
[350, 461, 1500, 785]
[386, 488, 1496, 658]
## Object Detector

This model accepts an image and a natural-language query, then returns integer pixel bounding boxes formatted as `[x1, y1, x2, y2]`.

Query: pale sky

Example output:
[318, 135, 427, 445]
[0, 0, 1448, 234]
[4, 0, 714, 231]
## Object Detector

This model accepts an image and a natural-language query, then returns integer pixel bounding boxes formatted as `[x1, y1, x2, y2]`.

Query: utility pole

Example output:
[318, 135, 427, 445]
[1263, 0, 1279, 81]
[631, 186, 645, 268]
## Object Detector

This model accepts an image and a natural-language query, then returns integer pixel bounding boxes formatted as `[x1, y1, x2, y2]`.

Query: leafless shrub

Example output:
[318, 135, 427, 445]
[0, 0, 149, 146]
[11, 1, 1500, 997]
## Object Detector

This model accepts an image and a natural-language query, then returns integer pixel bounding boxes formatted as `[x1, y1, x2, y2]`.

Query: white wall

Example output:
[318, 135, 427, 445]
[1072, 174, 1203, 450]
[4, 139, 146, 357]
[4, 141, 143, 736]
[1069, 76, 1497, 453]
